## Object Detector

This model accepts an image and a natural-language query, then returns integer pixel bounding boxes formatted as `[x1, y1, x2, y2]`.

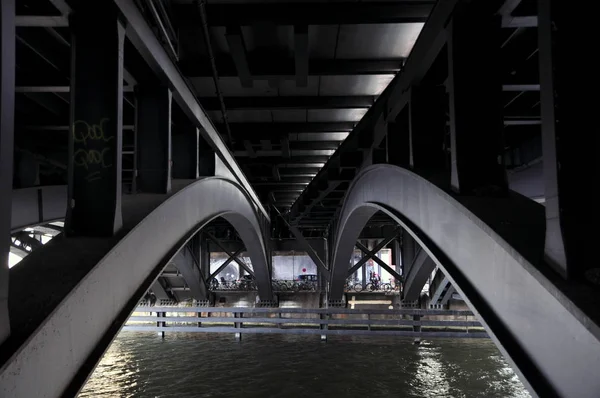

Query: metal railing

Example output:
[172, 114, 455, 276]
[123, 306, 486, 339]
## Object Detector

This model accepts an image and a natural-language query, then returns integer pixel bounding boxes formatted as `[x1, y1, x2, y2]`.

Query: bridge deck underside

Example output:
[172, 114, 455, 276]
[0, 180, 193, 364]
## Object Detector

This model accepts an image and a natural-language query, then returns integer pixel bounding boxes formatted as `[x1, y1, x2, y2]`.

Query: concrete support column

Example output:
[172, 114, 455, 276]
[387, 108, 410, 168]
[200, 232, 210, 281]
[538, 0, 597, 280]
[136, 85, 172, 193]
[391, 239, 402, 277]
[401, 230, 416, 276]
[172, 124, 198, 179]
[198, 132, 216, 176]
[447, 2, 507, 194]
[361, 240, 367, 289]
[67, 4, 124, 236]
[0, 0, 15, 344]
[409, 85, 446, 173]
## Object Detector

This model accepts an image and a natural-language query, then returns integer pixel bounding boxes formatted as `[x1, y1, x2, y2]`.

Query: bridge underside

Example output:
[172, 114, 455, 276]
[0, 0, 598, 398]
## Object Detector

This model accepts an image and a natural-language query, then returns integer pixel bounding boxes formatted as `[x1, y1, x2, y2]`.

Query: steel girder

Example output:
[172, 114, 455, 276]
[113, 0, 268, 221]
[330, 164, 600, 398]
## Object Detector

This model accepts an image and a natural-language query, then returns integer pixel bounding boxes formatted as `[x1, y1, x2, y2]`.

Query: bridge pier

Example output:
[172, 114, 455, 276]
[0, 0, 15, 345]
[538, 0, 598, 280]
[136, 85, 172, 193]
[67, 3, 125, 236]
[447, 1, 507, 194]
[172, 123, 199, 179]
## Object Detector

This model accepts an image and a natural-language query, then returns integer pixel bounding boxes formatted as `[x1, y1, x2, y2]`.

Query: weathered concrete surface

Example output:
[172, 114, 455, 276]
[213, 291, 258, 307]
[278, 292, 323, 309]
[331, 164, 600, 398]
[0, 177, 272, 397]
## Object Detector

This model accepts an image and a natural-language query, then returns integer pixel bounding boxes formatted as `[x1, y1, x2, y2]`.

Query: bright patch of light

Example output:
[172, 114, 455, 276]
[9, 253, 23, 268]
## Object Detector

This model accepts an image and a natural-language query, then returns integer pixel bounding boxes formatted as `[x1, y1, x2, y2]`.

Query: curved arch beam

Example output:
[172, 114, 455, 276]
[0, 177, 271, 397]
[331, 165, 600, 398]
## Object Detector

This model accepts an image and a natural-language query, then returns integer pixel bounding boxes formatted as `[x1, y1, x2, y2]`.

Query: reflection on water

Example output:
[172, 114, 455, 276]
[80, 333, 530, 398]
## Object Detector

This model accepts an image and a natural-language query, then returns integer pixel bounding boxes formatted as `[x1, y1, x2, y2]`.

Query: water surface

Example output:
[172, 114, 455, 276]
[80, 332, 530, 398]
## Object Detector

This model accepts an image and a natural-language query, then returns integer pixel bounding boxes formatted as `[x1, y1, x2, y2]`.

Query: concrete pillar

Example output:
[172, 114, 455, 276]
[200, 232, 210, 281]
[0, 0, 15, 344]
[67, 3, 124, 236]
[136, 85, 172, 193]
[391, 239, 402, 276]
[387, 108, 410, 168]
[361, 240, 367, 289]
[409, 85, 446, 174]
[401, 230, 416, 276]
[447, 2, 507, 194]
[198, 131, 216, 176]
[538, 0, 597, 280]
[172, 124, 198, 179]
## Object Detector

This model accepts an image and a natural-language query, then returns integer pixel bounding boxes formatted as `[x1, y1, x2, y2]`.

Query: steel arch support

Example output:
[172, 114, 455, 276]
[0, 177, 271, 397]
[331, 164, 600, 398]
[403, 248, 436, 301]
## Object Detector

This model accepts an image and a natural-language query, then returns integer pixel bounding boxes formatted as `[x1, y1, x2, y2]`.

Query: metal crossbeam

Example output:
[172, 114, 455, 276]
[205, 232, 255, 278]
[172, 2, 433, 26]
[273, 206, 330, 279]
[355, 241, 403, 282]
[199, 96, 375, 110]
[207, 247, 244, 282]
[347, 229, 400, 276]
[180, 58, 402, 78]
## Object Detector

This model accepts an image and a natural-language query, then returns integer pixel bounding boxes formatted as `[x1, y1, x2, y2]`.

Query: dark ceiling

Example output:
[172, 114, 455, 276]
[13, 0, 541, 237]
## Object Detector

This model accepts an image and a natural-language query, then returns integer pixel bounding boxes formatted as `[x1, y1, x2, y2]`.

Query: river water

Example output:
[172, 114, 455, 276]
[79, 332, 530, 398]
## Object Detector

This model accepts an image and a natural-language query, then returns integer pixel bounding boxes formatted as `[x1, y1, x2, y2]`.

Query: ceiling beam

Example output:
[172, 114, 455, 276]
[200, 96, 375, 110]
[243, 140, 256, 158]
[172, 2, 433, 26]
[16, 85, 135, 93]
[181, 58, 402, 77]
[238, 157, 330, 166]
[271, 166, 281, 181]
[15, 16, 68, 27]
[260, 139, 273, 151]
[48, 0, 71, 16]
[294, 25, 309, 87]
[234, 149, 334, 157]
[225, 25, 253, 88]
[220, 122, 355, 138]
[281, 136, 291, 158]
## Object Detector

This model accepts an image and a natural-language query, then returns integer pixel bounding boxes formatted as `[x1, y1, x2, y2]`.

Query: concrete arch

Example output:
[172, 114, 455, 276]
[0, 177, 271, 398]
[330, 164, 600, 398]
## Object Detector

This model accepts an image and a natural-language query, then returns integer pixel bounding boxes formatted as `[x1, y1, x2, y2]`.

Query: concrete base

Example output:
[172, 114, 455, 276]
[213, 291, 258, 307]
[277, 292, 323, 308]
[345, 292, 401, 310]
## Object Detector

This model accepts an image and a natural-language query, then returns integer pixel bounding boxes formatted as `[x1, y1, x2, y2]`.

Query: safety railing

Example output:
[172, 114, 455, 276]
[123, 306, 486, 339]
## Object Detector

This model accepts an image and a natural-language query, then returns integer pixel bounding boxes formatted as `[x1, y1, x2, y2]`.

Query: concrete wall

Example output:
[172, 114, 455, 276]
[272, 253, 317, 280]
